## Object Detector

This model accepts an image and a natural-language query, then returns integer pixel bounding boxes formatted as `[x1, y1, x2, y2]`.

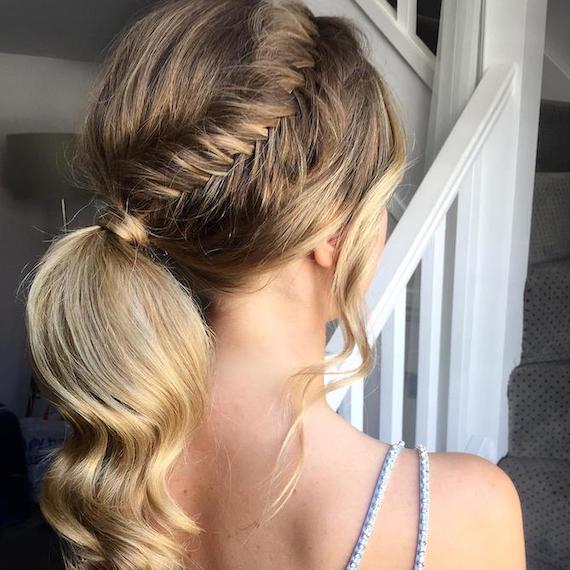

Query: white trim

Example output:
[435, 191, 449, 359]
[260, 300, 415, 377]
[353, 0, 435, 88]
[397, 0, 417, 37]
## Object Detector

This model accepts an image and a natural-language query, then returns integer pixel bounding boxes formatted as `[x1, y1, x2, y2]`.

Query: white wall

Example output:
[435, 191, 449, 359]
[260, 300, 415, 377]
[544, 0, 570, 73]
[541, 0, 570, 102]
[542, 55, 570, 103]
[0, 53, 98, 416]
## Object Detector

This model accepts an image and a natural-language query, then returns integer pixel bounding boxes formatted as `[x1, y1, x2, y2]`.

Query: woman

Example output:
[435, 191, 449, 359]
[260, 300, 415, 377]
[23, 0, 526, 568]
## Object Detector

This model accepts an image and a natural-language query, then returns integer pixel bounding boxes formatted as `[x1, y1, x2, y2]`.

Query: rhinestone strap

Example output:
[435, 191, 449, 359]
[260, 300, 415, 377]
[414, 443, 430, 569]
[345, 440, 406, 570]
[345, 441, 430, 570]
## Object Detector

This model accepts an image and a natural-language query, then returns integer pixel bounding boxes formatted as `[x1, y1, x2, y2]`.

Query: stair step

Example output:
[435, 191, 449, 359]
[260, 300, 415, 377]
[529, 172, 570, 264]
[497, 455, 570, 569]
[536, 100, 570, 173]
[527, 555, 565, 570]
[508, 363, 570, 460]
[522, 259, 570, 363]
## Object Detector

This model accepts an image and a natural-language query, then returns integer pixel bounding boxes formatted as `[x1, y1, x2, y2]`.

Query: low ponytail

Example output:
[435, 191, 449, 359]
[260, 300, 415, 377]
[23, 221, 214, 569]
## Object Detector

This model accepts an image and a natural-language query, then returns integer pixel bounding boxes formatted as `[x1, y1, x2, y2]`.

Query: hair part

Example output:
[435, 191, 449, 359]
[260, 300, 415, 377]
[22, 0, 406, 568]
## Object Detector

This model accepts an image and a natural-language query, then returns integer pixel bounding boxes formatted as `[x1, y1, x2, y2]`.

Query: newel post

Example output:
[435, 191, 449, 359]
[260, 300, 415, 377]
[447, 0, 547, 461]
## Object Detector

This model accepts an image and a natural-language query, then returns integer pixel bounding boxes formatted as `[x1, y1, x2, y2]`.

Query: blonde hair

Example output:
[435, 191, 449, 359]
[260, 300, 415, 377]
[21, 0, 406, 568]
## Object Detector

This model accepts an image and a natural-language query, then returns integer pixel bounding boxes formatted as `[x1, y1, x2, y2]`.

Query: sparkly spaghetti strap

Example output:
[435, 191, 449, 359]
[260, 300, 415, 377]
[344, 440, 430, 570]
[344, 440, 405, 570]
[414, 443, 430, 569]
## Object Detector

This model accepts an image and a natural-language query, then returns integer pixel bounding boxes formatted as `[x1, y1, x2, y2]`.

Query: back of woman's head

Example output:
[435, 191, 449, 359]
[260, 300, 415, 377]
[22, 1, 406, 568]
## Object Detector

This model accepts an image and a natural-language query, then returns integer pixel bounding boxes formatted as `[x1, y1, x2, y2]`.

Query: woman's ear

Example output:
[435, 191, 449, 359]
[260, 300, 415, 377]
[312, 232, 340, 269]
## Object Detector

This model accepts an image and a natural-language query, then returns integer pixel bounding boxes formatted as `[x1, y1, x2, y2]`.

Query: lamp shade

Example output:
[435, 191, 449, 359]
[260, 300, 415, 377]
[5, 133, 91, 201]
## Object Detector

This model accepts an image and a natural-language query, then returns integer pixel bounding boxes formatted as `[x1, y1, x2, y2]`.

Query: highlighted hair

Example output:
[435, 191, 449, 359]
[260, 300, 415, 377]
[22, 0, 406, 568]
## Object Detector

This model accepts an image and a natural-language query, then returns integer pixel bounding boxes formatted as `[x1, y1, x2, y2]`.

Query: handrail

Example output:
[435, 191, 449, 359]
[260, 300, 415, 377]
[325, 62, 516, 411]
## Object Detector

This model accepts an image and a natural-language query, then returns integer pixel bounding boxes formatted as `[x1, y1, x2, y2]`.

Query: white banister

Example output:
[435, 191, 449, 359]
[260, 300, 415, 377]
[379, 288, 406, 443]
[326, 0, 547, 463]
[325, 62, 516, 414]
[366, 63, 515, 343]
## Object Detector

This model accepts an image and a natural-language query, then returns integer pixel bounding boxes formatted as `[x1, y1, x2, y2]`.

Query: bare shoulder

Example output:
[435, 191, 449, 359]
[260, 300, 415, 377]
[428, 450, 526, 570]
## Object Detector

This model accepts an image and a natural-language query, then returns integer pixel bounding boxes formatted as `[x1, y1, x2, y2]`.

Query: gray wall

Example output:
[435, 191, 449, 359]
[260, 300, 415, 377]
[541, 0, 570, 102]
[0, 53, 98, 415]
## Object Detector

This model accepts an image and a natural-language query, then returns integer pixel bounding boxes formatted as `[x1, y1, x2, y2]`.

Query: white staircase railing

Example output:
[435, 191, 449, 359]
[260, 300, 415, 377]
[326, 61, 515, 440]
[325, 0, 547, 463]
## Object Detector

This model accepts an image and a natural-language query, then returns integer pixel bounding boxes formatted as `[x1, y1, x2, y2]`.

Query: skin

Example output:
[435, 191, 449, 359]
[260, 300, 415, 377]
[169, 207, 527, 570]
